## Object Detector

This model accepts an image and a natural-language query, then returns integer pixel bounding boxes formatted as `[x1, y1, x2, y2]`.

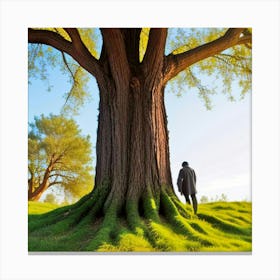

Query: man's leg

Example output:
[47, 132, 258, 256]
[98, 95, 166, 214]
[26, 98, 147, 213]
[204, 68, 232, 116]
[184, 194, 191, 204]
[191, 194, 198, 214]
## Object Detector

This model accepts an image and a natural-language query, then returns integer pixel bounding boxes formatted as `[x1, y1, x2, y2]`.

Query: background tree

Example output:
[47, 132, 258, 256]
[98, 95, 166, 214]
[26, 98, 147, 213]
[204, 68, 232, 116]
[44, 193, 57, 204]
[200, 195, 209, 204]
[219, 193, 228, 202]
[28, 114, 93, 201]
[28, 28, 251, 250]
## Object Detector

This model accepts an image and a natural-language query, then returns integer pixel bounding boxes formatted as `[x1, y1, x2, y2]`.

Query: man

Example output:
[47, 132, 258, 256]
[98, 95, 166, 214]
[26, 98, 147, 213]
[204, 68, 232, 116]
[177, 161, 198, 214]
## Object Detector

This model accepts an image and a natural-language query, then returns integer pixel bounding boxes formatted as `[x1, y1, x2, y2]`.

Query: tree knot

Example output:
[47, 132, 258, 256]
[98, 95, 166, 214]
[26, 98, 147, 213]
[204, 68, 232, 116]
[130, 77, 141, 92]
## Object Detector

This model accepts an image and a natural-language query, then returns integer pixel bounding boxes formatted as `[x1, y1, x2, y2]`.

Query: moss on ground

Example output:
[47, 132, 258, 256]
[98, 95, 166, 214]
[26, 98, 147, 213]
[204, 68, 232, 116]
[28, 198, 251, 252]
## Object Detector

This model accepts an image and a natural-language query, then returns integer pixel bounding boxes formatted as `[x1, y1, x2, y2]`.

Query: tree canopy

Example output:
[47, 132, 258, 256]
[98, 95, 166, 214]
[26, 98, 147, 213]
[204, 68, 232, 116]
[28, 28, 251, 111]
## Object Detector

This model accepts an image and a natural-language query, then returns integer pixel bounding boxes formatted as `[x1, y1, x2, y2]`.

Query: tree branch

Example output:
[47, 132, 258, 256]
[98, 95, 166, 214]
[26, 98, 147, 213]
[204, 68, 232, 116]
[142, 28, 168, 82]
[28, 28, 104, 82]
[28, 166, 34, 176]
[61, 51, 76, 81]
[164, 28, 250, 83]
[100, 28, 130, 87]
[28, 28, 73, 53]
[48, 181, 64, 187]
[60, 51, 80, 106]
[49, 173, 74, 180]
[64, 28, 91, 55]
[120, 28, 142, 65]
[237, 34, 252, 45]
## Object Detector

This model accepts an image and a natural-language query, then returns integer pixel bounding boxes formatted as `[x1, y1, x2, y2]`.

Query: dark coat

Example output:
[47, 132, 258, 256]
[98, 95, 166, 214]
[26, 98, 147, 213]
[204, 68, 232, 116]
[177, 166, 197, 196]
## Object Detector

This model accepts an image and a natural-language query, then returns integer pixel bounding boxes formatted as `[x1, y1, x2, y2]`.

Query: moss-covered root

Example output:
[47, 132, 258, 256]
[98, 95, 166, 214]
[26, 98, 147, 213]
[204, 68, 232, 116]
[160, 191, 216, 247]
[142, 188, 161, 222]
[124, 188, 163, 249]
[124, 197, 156, 244]
[85, 203, 119, 251]
[126, 199, 145, 235]
[96, 225, 155, 252]
[28, 185, 252, 252]
[95, 195, 160, 252]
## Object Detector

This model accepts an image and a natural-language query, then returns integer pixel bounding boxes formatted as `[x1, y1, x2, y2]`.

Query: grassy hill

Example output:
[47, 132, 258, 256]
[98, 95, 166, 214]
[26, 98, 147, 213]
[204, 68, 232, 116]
[28, 201, 61, 214]
[28, 200, 251, 252]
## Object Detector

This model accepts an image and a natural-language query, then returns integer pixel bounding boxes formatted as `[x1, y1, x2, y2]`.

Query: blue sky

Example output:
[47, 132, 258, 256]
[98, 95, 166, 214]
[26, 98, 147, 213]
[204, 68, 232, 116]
[28, 31, 251, 203]
[165, 82, 251, 202]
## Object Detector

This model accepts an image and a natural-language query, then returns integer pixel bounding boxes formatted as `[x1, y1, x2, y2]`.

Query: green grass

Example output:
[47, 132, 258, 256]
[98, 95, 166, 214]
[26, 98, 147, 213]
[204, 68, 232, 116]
[28, 200, 252, 252]
[28, 201, 61, 214]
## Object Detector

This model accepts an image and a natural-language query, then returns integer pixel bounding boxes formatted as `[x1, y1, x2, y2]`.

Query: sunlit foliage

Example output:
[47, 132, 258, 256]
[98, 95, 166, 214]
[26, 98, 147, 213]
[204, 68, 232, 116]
[28, 114, 94, 200]
[139, 27, 150, 62]
[29, 28, 251, 112]
[28, 28, 101, 114]
[166, 28, 252, 109]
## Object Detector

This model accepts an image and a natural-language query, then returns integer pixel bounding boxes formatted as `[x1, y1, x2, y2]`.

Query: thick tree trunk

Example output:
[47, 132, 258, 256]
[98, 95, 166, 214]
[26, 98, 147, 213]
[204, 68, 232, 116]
[92, 28, 174, 217]
[28, 177, 34, 199]
[28, 181, 49, 201]
[28, 188, 43, 201]
[28, 165, 52, 201]
[94, 73, 173, 214]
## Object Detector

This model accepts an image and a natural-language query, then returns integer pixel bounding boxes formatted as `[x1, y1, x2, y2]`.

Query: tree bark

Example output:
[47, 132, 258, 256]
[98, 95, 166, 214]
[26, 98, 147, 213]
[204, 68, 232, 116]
[95, 75, 173, 211]
[28, 182, 49, 201]
[28, 177, 34, 200]
[28, 160, 53, 201]
[92, 29, 174, 214]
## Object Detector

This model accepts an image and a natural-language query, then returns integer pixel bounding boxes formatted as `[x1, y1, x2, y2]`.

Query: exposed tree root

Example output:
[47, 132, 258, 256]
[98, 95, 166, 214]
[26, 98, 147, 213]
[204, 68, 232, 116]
[28, 186, 252, 252]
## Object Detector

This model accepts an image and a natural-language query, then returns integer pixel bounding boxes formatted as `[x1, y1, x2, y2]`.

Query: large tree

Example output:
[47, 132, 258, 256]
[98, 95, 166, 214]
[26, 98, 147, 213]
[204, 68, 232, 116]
[28, 114, 93, 201]
[28, 28, 251, 251]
